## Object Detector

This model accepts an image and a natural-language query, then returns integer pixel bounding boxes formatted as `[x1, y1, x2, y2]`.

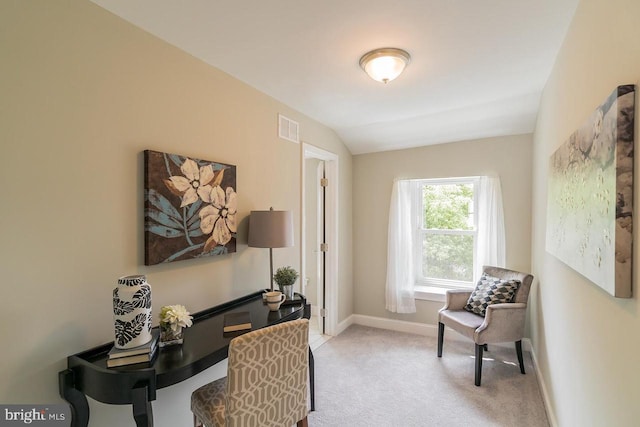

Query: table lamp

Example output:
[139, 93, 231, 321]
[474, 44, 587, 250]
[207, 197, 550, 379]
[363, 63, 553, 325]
[248, 208, 294, 292]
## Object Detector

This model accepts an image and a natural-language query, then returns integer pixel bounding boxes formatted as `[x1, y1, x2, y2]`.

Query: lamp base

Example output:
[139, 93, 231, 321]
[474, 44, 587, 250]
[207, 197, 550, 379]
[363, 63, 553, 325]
[269, 247, 274, 292]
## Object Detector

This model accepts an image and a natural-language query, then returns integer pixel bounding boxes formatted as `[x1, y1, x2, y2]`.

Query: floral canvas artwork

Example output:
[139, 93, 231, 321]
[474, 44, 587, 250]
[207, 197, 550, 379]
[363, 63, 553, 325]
[546, 85, 634, 297]
[144, 150, 237, 265]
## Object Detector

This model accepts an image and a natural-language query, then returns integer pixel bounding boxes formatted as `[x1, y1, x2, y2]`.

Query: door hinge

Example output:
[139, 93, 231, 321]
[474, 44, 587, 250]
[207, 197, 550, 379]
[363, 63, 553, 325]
[320, 308, 328, 317]
[320, 243, 328, 252]
[320, 178, 328, 187]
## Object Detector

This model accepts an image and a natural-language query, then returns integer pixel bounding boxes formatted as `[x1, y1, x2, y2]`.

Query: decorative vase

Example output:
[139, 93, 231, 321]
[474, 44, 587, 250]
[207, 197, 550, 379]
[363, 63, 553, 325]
[280, 284, 294, 301]
[113, 275, 152, 349]
[159, 324, 184, 347]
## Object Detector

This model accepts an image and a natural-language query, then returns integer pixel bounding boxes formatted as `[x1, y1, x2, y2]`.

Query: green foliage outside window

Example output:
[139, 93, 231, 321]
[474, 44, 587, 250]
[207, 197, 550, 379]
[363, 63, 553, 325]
[423, 184, 474, 230]
[422, 183, 474, 282]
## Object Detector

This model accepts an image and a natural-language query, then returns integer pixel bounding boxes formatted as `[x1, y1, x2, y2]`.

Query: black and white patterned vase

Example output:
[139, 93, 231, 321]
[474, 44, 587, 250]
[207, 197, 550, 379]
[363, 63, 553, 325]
[113, 275, 153, 349]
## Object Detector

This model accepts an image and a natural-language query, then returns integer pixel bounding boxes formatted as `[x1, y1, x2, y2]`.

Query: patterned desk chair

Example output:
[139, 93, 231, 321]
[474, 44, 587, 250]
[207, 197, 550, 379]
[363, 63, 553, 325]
[191, 319, 309, 427]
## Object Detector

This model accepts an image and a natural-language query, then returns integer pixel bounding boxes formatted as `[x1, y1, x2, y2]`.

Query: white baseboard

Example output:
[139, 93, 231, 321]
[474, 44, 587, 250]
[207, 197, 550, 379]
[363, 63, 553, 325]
[352, 314, 441, 337]
[335, 314, 355, 335]
[347, 314, 532, 351]
[528, 343, 557, 427]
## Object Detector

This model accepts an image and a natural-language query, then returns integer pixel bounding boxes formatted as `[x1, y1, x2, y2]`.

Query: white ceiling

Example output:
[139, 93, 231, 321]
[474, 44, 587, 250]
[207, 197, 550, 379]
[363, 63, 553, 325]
[91, 0, 578, 154]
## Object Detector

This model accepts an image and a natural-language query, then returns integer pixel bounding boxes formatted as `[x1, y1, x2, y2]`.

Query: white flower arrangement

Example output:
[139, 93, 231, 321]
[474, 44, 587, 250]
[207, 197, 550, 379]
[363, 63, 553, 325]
[159, 304, 193, 332]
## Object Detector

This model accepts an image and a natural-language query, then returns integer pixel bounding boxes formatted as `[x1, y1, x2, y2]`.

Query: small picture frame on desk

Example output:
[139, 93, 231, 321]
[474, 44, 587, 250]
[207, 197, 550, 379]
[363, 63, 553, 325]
[281, 292, 305, 306]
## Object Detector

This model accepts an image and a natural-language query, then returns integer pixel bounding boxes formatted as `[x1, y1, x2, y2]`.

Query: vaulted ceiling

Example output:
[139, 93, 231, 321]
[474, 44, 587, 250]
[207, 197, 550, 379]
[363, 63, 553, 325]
[91, 0, 578, 154]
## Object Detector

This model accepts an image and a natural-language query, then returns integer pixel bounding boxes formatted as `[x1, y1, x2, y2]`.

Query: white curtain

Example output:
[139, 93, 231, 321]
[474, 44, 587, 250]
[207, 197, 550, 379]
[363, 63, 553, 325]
[475, 175, 506, 281]
[385, 179, 417, 313]
[385, 176, 505, 312]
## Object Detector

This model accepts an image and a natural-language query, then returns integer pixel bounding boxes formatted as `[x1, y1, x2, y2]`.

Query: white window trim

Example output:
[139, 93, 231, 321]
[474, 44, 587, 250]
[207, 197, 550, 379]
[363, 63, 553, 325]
[414, 285, 447, 302]
[413, 177, 479, 295]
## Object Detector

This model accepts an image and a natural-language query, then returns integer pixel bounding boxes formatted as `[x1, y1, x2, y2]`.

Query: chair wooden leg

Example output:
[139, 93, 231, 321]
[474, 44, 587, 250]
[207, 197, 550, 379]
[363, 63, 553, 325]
[297, 415, 309, 427]
[437, 322, 444, 357]
[475, 344, 483, 386]
[516, 340, 526, 374]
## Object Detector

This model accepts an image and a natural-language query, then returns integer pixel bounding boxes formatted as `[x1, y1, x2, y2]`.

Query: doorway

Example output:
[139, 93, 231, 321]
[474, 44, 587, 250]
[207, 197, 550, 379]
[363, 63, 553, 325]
[301, 143, 338, 338]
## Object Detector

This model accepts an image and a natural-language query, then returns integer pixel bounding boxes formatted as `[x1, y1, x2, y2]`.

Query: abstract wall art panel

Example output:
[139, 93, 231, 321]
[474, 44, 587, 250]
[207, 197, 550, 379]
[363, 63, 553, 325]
[546, 85, 634, 297]
[144, 150, 237, 265]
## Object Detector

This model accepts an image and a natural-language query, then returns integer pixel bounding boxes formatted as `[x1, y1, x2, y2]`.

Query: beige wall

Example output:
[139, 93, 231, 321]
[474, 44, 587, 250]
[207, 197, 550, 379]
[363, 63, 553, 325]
[531, 0, 640, 425]
[0, 1, 352, 426]
[353, 135, 532, 324]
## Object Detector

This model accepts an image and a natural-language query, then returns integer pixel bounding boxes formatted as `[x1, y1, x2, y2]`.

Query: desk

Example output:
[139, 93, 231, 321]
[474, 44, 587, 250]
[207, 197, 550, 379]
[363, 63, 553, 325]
[59, 291, 313, 427]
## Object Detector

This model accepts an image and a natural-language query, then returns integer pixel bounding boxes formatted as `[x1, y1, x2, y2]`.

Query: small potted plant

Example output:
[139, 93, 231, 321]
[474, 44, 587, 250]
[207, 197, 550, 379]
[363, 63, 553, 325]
[159, 304, 193, 347]
[273, 266, 299, 300]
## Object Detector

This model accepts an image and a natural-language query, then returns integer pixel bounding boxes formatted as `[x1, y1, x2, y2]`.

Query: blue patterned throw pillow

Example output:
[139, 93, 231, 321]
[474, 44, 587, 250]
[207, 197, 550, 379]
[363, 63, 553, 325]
[464, 274, 521, 317]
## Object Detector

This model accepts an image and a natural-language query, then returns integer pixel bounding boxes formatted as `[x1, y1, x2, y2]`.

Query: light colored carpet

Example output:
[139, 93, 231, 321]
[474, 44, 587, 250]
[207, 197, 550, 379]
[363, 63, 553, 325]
[308, 325, 549, 427]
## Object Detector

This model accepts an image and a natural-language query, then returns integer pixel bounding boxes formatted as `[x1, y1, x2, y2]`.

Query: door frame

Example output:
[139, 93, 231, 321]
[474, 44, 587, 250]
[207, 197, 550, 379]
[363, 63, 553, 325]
[301, 143, 338, 336]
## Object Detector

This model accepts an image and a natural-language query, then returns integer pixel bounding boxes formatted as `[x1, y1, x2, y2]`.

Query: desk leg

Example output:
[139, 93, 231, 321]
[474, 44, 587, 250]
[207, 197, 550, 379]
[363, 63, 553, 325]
[308, 347, 315, 412]
[58, 369, 89, 427]
[132, 383, 153, 427]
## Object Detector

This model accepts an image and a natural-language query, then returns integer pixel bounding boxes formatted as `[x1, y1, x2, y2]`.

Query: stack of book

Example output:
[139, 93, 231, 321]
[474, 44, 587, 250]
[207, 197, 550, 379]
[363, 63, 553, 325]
[107, 329, 159, 368]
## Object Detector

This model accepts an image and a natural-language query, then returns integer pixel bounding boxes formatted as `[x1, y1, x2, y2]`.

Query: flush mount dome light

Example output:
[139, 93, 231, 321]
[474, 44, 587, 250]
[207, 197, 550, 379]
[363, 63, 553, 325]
[359, 47, 411, 83]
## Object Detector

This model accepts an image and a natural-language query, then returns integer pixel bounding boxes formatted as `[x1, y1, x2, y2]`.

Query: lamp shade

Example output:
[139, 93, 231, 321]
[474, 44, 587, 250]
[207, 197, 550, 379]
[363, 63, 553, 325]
[248, 210, 294, 248]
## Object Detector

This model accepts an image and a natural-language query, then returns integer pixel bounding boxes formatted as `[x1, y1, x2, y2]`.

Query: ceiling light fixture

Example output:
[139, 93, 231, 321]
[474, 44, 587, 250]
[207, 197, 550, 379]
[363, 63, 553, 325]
[359, 47, 411, 84]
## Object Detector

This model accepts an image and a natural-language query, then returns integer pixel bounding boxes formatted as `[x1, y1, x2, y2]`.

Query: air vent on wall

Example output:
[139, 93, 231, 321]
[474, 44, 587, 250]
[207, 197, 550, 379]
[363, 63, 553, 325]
[278, 114, 299, 143]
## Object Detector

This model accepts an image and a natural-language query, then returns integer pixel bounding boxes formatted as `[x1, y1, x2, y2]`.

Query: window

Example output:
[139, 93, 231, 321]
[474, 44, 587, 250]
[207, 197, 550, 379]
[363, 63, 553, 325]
[415, 178, 478, 289]
[385, 176, 504, 312]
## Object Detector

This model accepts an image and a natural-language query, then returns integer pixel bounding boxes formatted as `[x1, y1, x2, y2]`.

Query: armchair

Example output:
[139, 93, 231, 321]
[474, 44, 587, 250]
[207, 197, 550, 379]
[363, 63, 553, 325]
[437, 266, 534, 386]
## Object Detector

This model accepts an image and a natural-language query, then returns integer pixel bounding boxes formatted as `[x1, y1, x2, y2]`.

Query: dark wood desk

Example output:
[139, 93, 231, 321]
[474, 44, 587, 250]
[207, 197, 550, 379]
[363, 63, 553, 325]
[58, 290, 313, 427]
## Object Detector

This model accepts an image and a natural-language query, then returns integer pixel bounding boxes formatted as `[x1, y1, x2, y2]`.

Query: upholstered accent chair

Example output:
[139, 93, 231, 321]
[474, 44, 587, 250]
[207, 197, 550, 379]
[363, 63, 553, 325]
[191, 319, 310, 427]
[437, 266, 534, 386]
